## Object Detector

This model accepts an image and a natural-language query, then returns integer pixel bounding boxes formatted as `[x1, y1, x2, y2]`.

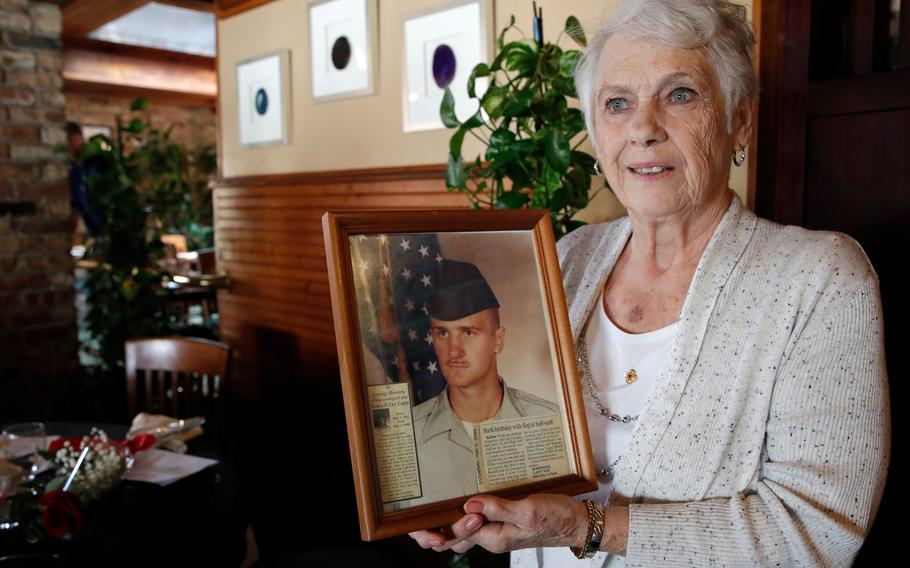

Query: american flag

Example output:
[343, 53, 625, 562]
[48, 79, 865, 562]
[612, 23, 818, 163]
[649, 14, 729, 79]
[350, 232, 447, 405]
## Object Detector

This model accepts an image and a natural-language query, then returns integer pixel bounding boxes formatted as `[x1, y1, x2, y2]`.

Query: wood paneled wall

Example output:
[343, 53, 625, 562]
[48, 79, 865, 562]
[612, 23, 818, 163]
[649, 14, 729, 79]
[212, 165, 467, 401]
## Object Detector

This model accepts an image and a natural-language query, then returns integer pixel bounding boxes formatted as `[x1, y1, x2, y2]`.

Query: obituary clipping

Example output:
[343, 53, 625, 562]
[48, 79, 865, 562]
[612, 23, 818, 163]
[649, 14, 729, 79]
[368, 383, 422, 504]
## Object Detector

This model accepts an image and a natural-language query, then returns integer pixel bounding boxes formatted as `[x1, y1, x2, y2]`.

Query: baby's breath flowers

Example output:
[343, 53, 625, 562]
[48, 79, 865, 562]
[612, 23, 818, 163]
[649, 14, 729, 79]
[52, 428, 129, 500]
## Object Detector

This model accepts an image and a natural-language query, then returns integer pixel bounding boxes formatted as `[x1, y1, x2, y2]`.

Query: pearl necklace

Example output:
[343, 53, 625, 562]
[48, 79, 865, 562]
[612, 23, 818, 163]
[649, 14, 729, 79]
[577, 317, 638, 482]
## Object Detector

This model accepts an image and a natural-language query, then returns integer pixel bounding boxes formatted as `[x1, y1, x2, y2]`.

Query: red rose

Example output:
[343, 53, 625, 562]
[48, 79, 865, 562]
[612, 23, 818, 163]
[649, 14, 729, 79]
[39, 490, 82, 539]
[125, 434, 156, 453]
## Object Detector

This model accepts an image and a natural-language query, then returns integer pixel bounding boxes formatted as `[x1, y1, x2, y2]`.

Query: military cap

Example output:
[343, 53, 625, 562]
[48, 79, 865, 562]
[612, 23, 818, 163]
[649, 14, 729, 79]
[428, 260, 499, 321]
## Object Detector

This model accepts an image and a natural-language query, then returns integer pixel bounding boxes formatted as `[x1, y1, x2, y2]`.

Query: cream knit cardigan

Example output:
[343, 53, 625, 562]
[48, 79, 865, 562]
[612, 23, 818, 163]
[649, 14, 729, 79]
[512, 193, 890, 567]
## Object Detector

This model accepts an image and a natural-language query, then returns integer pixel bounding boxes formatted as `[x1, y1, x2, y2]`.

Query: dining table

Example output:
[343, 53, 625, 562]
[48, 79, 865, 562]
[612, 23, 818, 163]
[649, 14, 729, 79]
[0, 422, 248, 567]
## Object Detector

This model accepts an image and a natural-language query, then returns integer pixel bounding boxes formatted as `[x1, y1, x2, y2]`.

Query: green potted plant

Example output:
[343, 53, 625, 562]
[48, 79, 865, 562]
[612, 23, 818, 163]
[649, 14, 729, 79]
[441, 14, 607, 239]
[79, 98, 217, 381]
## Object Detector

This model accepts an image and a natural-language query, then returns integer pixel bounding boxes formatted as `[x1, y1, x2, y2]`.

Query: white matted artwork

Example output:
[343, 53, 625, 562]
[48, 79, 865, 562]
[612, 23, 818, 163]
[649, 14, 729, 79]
[236, 50, 291, 147]
[402, 0, 491, 132]
[309, 0, 377, 101]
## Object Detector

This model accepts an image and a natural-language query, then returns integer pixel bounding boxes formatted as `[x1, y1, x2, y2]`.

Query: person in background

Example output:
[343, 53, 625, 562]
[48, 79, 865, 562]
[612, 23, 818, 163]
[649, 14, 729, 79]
[66, 121, 104, 238]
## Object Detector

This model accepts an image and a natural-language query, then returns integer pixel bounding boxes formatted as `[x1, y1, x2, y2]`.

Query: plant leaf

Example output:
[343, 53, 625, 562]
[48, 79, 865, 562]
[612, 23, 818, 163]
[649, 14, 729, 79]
[549, 187, 568, 210]
[439, 88, 460, 129]
[445, 153, 467, 190]
[559, 50, 582, 78]
[571, 150, 597, 172]
[130, 97, 148, 111]
[495, 191, 529, 209]
[467, 63, 490, 98]
[449, 127, 467, 158]
[126, 118, 144, 134]
[504, 42, 537, 74]
[565, 108, 586, 136]
[498, 15, 516, 49]
[485, 128, 515, 161]
[462, 107, 484, 129]
[540, 45, 562, 78]
[502, 88, 533, 118]
[481, 85, 506, 119]
[565, 16, 587, 47]
[543, 128, 571, 172]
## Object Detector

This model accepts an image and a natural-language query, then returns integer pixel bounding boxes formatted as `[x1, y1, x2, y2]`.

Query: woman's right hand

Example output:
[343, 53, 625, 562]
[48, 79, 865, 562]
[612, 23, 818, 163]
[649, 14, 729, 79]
[408, 511, 485, 553]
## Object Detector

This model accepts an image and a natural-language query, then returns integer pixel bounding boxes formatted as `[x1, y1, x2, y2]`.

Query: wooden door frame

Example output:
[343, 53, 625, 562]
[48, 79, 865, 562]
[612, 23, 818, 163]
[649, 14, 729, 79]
[754, 0, 812, 225]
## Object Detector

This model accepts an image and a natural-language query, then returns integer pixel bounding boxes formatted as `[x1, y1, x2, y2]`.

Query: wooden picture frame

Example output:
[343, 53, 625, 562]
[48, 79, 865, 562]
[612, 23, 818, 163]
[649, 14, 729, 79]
[322, 209, 596, 541]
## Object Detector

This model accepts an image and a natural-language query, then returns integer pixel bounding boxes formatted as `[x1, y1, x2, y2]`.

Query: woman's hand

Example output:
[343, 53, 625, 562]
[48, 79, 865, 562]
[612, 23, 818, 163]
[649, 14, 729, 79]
[408, 510, 486, 554]
[409, 494, 590, 554]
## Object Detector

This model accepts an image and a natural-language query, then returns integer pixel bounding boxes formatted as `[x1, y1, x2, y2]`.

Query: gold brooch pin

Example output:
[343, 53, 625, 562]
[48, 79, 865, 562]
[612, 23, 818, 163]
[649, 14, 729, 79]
[624, 369, 638, 384]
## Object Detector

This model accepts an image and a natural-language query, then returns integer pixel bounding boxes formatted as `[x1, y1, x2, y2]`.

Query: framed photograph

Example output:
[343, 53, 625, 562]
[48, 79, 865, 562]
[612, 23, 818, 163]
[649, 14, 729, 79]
[322, 209, 596, 540]
[309, 0, 377, 101]
[236, 50, 290, 147]
[402, 0, 492, 132]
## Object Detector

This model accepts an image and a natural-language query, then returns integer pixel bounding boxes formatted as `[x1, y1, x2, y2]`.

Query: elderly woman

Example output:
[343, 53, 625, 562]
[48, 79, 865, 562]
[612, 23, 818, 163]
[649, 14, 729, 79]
[410, 0, 890, 565]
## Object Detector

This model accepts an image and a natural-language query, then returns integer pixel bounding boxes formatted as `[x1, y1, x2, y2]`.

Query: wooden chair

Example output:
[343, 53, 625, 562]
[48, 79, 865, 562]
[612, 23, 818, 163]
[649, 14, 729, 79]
[125, 337, 231, 444]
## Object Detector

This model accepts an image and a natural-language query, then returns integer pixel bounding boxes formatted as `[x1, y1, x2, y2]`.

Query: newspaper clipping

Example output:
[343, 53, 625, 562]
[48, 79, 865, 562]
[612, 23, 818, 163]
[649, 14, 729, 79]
[472, 414, 569, 492]
[368, 383, 422, 503]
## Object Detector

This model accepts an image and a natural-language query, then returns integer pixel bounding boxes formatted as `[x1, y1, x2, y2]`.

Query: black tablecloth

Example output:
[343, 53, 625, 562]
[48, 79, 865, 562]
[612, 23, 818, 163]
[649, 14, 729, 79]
[0, 422, 247, 567]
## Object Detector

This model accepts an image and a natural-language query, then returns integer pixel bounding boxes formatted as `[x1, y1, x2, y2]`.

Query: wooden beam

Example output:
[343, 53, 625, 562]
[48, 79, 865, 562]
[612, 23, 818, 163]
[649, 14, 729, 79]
[64, 79, 215, 108]
[63, 40, 216, 103]
[215, 0, 275, 19]
[155, 0, 215, 13]
[63, 0, 149, 38]
[64, 37, 215, 67]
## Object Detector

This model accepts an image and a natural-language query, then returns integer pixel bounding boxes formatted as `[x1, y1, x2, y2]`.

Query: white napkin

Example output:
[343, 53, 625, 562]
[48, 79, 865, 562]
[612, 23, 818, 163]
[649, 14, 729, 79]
[128, 413, 205, 453]
[125, 448, 217, 486]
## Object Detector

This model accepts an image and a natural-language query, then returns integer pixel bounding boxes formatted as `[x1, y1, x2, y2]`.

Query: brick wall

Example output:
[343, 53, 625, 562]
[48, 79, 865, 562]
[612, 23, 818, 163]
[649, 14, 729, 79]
[65, 93, 216, 154]
[0, 0, 76, 421]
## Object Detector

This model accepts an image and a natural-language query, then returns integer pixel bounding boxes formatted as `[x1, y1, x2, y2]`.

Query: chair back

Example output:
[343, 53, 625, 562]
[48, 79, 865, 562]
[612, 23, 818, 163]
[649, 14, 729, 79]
[125, 337, 230, 443]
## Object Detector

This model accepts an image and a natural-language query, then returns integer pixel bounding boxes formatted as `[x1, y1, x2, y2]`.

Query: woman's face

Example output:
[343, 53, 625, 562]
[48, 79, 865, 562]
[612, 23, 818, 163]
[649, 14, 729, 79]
[592, 34, 751, 221]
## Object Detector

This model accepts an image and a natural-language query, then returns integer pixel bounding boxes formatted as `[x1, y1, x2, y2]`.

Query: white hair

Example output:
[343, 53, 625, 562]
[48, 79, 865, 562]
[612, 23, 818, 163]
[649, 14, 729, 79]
[574, 0, 758, 150]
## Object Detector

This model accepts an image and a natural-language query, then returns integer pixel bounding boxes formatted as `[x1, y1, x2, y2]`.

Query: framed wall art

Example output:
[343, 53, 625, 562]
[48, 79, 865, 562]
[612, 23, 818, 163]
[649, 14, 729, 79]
[322, 209, 596, 540]
[309, 0, 377, 101]
[236, 50, 291, 147]
[402, 0, 492, 132]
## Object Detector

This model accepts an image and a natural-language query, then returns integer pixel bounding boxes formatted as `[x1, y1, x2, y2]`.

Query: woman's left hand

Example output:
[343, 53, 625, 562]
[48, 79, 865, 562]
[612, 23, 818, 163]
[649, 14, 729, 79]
[460, 494, 592, 553]
[410, 494, 590, 554]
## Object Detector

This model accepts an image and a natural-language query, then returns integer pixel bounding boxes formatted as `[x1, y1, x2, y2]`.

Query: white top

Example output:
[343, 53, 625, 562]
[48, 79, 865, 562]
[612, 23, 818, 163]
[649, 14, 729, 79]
[541, 292, 678, 567]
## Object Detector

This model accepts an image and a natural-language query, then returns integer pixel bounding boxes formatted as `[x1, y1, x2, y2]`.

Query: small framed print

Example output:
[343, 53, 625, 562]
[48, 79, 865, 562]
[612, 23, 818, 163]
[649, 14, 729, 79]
[309, 0, 377, 101]
[236, 50, 290, 147]
[322, 209, 597, 541]
[402, 0, 492, 132]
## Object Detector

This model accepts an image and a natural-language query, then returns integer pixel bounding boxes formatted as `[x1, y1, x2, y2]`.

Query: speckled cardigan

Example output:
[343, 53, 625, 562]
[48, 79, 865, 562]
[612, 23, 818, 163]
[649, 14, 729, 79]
[512, 193, 890, 568]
